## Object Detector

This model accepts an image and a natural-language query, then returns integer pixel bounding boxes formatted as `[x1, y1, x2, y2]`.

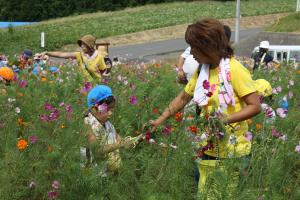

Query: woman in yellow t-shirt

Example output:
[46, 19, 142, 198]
[44, 35, 107, 83]
[149, 19, 261, 197]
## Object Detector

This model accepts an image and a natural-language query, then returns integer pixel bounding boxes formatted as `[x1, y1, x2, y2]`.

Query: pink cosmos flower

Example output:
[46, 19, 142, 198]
[29, 135, 38, 144]
[48, 190, 58, 199]
[129, 95, 138, 105]
[278, 135, 287, 141]
[272, 88, 278, 95]
[162, 125, 172, 136]
[80, 82, 93, 94]
[271, 128, 282, 138]
[18, 80, 27, 88]
[65, 105, 73, 120]
[244, 131, 253, 142]
[276, 108, 287, 118]
[288, 91, 293, 99]
[44, 103, 54, 111]
[276, 86, 282, 93]
[52, 180, 60, 189]
[288, 80, 294, 86]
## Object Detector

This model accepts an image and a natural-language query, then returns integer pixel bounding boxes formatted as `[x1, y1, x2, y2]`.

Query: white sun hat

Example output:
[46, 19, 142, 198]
[259, 41, 270, 49]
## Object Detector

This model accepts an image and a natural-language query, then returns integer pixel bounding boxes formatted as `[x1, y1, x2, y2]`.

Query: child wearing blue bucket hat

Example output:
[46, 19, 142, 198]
[81, 85, 134, 175]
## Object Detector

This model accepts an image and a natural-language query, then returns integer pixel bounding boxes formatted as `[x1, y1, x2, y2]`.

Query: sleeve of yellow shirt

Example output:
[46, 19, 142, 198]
[184, 70, 198, 96]
[75, 52, 81, 64]
[230, 58, 256, 98]
[97, 55, 107, 71]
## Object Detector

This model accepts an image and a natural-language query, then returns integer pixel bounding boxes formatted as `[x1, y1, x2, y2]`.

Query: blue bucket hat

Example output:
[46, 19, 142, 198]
[87, 85, 113, 109]
[49, 66, 59, 73]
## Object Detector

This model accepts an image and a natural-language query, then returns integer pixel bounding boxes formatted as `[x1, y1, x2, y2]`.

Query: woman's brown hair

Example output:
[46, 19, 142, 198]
[185, 19, 234, 66]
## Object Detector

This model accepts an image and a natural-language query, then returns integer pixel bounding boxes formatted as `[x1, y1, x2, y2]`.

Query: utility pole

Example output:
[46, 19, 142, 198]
[235, 0, 241, 43]
[297, 0, 300, 12]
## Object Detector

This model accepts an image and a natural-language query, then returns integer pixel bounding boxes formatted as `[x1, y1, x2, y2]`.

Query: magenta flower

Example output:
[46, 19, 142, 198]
[52, 180, 60, 189]
[264, 106, 275, 118]
[18, 80, 27, 88]
[44, 103, 54, 111]
[129, 95, 138, 105]
[59, 102, 65, 107]
[65, 105, 73, 120]
[162, 125, 172, 136]
[48, 109, 60, 121]
[80, 82, 93, 94]
[29, 135, 38, 144]
[48, 190, 58, 199]
[202, 80, 210, 90]
[271, 128, 282, 138]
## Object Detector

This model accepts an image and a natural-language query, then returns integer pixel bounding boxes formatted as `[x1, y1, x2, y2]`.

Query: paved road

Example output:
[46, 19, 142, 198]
[109, 27, 263, 62]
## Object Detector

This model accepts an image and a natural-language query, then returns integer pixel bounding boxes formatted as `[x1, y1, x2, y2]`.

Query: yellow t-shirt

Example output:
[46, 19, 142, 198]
[185, 58, 256, 158]
[75, 51, 106, 83]
[254, 79, 272, 97]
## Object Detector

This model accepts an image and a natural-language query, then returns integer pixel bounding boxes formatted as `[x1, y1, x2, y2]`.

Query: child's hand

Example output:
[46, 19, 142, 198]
[120, 138, 135, 149]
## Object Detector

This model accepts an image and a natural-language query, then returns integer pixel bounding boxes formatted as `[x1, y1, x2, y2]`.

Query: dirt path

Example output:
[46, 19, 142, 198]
[97, 13, 289, 46]
[62, 13, 289, 51]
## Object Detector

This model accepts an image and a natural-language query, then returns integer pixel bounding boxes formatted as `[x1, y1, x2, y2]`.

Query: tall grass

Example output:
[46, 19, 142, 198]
[0, 57, 299, 199]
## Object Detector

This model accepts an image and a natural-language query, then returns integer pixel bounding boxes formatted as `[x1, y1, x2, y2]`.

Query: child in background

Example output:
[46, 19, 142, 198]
[81, 85, 134, 176]
[18, 50, 33, 69]
[254, 79, 273, 103]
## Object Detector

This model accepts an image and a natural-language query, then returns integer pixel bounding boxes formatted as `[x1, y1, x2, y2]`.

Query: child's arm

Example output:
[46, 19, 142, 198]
[87, 133, 131, 155]
[43, 51, 77, 59]
[226, 92, 261, 124]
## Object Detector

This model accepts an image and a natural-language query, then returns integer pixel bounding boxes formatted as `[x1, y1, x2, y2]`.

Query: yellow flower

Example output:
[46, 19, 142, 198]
[17, 139, 28, 150]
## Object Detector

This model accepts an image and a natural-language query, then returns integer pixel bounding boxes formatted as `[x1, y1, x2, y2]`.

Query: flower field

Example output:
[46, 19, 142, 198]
[0, 57, 299, 200]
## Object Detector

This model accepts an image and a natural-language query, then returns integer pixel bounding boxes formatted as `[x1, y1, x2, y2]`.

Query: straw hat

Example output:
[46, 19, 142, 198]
[78, 35, 96, 50]
[0, 67, 15, 81]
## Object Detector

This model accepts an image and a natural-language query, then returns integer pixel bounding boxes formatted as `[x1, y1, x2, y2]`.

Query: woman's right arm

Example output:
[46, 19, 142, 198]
[45, 51, 77, 59]
[150, 91, 192, 130]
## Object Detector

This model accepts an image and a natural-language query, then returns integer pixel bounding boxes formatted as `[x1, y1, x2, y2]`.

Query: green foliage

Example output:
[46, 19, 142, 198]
[0, 57, 299, 199]
[266, 12, 300, 32]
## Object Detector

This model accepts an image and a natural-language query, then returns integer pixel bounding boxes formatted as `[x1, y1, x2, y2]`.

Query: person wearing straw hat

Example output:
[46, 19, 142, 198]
[43, 35, 108, 83]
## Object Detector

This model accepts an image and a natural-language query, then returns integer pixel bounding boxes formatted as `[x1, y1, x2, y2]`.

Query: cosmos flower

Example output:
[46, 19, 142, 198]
[129, 95, 138, 105]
